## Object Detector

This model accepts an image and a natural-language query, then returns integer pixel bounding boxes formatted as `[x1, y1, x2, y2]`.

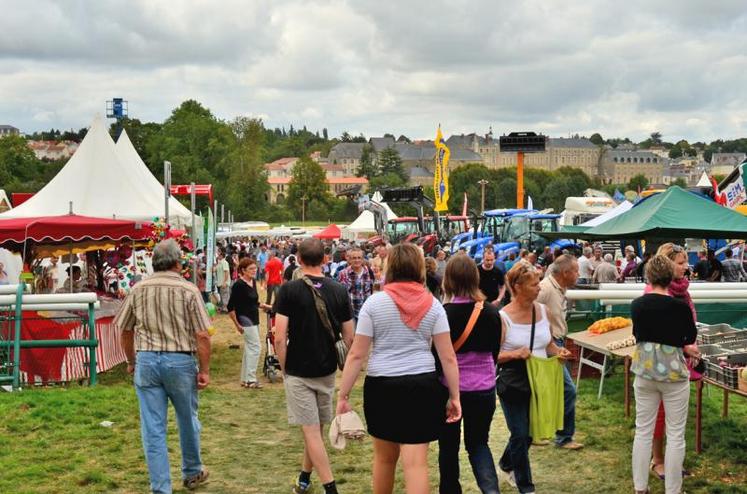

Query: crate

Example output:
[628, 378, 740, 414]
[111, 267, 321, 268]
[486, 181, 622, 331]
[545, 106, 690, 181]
[705, 353, 747, 390]
[697, 324, 747, 345]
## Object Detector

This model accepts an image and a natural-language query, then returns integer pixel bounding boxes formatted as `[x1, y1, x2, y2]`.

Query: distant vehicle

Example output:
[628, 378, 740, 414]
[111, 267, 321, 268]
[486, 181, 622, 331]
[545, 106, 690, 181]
[455, 209, 535, 257]
[481, 212, 578, 262]
[560, 197, 616, 226]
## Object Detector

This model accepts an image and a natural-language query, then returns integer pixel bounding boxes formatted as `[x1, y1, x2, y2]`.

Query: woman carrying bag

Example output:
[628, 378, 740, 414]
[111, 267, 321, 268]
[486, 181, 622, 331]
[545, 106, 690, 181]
[438, 253, 502, 494]
[337, 243, 461, 494]
[496, 261, 571, 494]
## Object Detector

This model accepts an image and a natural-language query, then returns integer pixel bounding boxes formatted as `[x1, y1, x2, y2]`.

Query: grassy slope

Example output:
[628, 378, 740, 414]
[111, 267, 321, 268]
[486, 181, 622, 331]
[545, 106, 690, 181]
[1, 316, 746, 494]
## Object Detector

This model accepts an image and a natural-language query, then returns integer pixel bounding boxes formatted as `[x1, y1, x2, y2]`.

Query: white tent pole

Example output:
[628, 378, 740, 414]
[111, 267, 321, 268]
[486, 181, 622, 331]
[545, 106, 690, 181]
[164, 161, 171, 224]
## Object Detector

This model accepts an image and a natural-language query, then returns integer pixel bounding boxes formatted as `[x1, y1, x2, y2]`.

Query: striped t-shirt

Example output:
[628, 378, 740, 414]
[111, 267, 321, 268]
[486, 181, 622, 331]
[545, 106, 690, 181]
[355, 291, 449, 377]
[114, 271, 212, 352]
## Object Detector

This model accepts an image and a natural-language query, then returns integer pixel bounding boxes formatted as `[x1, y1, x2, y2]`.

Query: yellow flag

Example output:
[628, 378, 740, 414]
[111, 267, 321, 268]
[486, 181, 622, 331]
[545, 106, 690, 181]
[433, 126, 451, 212]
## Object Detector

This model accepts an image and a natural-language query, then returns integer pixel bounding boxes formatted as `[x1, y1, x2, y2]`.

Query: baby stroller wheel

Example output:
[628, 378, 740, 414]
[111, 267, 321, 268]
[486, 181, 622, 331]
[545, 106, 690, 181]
[267, 368, 278, 383]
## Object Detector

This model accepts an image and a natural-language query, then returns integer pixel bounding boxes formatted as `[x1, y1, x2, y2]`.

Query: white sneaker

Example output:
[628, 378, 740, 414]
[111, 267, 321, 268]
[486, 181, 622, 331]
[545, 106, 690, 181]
[499, 469, 517, 488]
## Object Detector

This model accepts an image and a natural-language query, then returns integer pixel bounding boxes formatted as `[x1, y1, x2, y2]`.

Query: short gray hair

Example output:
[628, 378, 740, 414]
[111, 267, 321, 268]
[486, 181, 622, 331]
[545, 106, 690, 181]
[152, 239, 182, 272]
[553, 254, 577, 274]
[583, 247, 592, 257]
[604, 253, 613, 262]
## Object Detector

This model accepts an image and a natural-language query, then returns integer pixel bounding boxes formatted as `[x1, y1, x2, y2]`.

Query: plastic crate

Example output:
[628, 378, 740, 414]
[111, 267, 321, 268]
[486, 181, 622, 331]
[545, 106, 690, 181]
[697, 324, 747, 345]
[704, 353, 747, 390]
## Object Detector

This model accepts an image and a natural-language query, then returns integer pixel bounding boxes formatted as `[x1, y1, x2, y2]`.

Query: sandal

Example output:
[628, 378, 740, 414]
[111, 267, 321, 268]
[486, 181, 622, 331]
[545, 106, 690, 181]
[183, 469, 209, 490]
[247, 382, 263, 389]
[650, 461, 665, 480]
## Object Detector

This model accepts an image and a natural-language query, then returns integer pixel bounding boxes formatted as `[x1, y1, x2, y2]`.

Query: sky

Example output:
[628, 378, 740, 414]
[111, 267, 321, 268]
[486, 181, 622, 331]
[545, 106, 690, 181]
[2, 0, 747, 143]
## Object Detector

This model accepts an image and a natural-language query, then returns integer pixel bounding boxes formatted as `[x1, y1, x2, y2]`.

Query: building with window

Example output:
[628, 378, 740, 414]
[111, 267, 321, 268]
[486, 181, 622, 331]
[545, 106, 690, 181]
[265, 156, 368, 203]
[0, 125, 19, 137]
[600, 149, 665, 185]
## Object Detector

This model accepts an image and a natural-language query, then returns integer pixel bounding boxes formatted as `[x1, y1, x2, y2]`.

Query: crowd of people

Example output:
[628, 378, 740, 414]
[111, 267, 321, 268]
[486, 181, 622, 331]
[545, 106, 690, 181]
[116, 234, 718, 494]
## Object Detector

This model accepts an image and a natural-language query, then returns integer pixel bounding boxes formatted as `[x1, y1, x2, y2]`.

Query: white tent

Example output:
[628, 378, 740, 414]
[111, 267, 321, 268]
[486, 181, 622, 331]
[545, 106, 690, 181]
[579, 200, 633, 227]
[115, 129, 194, 227]
[0, 115, 193, 228]
[696, 171, 711, 188]
[343, 192, 397, 237]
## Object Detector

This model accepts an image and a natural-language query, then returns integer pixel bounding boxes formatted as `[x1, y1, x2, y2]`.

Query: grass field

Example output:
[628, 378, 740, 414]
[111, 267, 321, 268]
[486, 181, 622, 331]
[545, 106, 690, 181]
[2, 315, 746, 494]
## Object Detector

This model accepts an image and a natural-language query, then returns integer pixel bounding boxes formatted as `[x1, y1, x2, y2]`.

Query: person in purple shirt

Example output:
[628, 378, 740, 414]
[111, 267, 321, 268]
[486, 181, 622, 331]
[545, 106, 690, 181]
[438, 253, 503, 494]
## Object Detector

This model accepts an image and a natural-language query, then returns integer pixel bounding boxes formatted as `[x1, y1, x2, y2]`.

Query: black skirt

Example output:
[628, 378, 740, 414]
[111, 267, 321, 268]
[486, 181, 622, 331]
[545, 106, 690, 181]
[364, 372, 448, 444]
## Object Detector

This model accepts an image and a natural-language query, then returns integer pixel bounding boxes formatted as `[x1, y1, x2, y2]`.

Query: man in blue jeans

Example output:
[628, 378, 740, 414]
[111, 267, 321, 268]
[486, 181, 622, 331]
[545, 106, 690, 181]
[537, 254, 584, 450]
[116, 239, 213, 493]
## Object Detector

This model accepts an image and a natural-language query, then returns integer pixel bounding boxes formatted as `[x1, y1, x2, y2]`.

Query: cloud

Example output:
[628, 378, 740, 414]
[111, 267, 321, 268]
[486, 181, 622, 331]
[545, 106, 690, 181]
[1, 0, 747, 143]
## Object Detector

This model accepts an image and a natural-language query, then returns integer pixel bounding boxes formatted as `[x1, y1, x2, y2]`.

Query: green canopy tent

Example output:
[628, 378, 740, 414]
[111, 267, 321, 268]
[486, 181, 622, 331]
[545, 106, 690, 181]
[543, 186, 747, 241]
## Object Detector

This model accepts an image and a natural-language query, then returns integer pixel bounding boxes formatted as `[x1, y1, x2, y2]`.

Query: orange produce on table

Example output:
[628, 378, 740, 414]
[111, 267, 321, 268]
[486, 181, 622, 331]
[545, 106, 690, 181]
[588, 317, 632, 335]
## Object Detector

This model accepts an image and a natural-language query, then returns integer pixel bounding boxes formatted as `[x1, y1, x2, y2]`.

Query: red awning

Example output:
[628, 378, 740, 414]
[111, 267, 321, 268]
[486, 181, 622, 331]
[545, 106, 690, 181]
[0, 214, 153, 245]
[313, 224, 341, 240]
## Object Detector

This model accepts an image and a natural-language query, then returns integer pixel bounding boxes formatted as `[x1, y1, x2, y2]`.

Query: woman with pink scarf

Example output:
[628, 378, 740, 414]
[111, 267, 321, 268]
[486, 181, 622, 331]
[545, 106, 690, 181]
[643, 243, 701, 481]
[337, 243, 461, 494]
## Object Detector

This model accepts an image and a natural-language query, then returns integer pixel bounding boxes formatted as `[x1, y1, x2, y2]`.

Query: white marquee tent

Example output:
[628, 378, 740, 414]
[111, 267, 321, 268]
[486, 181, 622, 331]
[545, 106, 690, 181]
[0, 115, 194, 228]
[342, 192, 397, 238]
[115, 129, 194, 227]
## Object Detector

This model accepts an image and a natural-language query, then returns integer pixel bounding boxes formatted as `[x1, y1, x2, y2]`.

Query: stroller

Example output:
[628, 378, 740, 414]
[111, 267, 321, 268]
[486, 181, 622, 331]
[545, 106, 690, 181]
[263, 311, 282, 383]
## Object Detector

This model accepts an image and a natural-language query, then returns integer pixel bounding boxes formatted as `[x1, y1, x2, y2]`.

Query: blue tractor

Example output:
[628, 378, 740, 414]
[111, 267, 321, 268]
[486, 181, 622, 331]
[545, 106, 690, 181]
[488, 212, 578, 262]
[456, 209, 536, 259]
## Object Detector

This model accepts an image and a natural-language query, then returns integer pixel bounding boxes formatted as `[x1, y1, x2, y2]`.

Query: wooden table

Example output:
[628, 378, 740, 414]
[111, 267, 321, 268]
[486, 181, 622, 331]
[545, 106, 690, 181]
[694, 377, 747, 453]
[567, 325, 637, 417]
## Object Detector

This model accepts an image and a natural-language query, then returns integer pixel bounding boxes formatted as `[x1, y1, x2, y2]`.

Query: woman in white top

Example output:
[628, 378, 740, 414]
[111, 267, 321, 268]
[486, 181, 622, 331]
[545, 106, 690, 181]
[337, 243, 461, 494]
[495, 261, 571, 494]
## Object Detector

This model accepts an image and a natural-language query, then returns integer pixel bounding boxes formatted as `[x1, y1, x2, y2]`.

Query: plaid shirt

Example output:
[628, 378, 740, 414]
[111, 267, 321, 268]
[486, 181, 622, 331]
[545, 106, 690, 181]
[721, 258, 747, 282]
[337, 265, 374, 319]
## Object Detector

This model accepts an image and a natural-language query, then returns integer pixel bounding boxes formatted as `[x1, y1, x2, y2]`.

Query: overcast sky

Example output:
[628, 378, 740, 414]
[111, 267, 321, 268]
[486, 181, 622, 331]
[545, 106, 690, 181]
[2, 0, 747, 143]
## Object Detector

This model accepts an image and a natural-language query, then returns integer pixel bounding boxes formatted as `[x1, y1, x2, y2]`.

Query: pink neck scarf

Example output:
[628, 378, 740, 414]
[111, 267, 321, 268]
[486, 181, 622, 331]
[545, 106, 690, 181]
[383, 281, 434, 330]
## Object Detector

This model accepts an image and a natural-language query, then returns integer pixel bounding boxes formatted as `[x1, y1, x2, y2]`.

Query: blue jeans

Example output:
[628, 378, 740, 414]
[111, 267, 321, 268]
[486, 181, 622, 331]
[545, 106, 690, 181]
[554, 337, 577, 445]
[438, 387, 500, 494]
[498, 392, 534, 493]
[135, 352, 203, 494]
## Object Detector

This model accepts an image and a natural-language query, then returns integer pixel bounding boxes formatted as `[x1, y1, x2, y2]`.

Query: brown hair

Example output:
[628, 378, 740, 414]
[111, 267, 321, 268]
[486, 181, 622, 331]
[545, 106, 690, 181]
[298, 238, 325, 266]
[505, 260, 539, 296]
[237, 257, 256, 275]
[442, 253, 486, 302]
[645, 254, 674, 287]
[424, 257, 437, 274]
[385, 243, 425, 284]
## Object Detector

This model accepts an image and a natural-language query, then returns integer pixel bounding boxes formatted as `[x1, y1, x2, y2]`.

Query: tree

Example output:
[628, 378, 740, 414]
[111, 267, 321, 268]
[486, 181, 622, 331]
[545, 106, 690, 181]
[668, 145, 683, 159]
[357, 144, 377, 179]
[589, 133, 604, 146]
[542, 176, 575, 213]
[650, 132, 663, 145]
[628, 174, 649, 192]
[224, 117, 270, 220]
[377, 147, 407, 183]
[0, 134, 35, 186]
[671, 178, 688, 188]
[287, 156, 330, 214]
[368, 172, 407, 192]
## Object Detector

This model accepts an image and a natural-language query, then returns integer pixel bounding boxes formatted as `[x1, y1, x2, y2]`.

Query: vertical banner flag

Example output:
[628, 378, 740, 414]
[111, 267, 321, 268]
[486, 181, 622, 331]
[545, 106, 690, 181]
[206, 208, 215, 292]
[434, 126, 451, 212]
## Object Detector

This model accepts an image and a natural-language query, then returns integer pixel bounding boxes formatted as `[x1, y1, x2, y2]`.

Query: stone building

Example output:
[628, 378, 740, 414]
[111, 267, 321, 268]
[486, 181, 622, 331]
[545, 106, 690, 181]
[0, 125, 19, 137]
[600, 149, 665, 185]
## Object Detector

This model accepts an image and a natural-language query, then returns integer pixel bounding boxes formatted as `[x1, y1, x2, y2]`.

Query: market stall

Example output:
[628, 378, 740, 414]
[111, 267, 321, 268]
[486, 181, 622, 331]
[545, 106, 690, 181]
[0, 214, 153, 386]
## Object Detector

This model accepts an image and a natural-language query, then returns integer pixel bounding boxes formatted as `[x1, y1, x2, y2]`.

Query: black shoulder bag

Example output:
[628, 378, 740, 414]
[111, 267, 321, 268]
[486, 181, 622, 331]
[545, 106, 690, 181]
[496, 305, 535, 399]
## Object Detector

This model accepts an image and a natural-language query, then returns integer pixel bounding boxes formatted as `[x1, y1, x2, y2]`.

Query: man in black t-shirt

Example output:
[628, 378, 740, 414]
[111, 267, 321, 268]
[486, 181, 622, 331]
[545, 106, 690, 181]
[274, 238, 353, 494]
[477, 248, 505, 305]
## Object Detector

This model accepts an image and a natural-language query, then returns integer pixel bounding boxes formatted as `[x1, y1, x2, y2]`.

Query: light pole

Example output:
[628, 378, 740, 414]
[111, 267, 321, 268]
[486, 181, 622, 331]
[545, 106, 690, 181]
[478, 179, 489, 213]
[301, 195, 307, 227]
